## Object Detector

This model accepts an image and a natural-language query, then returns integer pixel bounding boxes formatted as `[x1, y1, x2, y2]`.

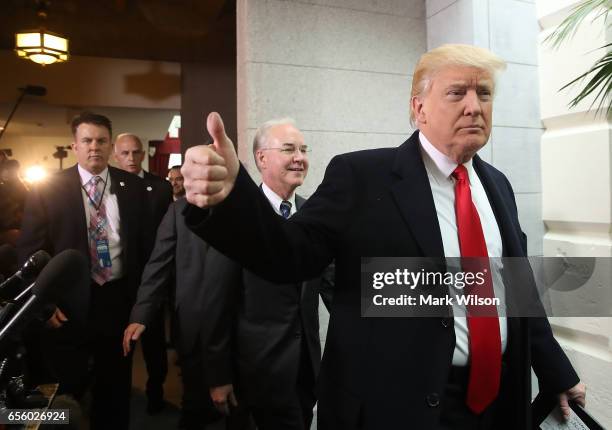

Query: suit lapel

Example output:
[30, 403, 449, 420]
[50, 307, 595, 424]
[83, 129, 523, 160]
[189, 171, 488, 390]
[390, 131, 445, 257]
[108, 167, 130, 250]
[472, 156, 525, 357]
[295, 194, 306, 211]
[472, 156, 524, 257]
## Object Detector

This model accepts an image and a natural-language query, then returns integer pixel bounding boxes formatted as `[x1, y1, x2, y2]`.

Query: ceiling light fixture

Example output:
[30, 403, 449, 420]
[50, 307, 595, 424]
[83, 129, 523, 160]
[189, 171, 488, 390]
[15, 1, 69, 66]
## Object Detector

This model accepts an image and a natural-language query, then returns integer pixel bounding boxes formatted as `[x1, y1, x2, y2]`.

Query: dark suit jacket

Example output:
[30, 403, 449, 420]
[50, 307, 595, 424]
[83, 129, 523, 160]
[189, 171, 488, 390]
[142, 170, 173, 231]
[201, 195, 333, 408]
[17, 165, 149, 326]
[185, 131, 579, 429]
[130, 197, 210, 353]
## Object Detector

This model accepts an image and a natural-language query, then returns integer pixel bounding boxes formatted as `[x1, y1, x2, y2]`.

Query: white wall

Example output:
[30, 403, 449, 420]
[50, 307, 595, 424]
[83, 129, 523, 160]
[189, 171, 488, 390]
[537, 0, 611, 426]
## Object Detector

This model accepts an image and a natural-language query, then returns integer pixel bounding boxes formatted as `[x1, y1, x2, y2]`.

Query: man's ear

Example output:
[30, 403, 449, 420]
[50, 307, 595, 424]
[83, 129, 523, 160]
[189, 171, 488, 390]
[255, 150, 266, 170]
[411, 96, 426, 124]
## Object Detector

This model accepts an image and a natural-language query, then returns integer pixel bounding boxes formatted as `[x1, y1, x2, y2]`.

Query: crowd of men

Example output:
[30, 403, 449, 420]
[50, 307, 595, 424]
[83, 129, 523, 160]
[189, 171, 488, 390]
[12, 108, 329, 429]
[4, 43, 586, 430]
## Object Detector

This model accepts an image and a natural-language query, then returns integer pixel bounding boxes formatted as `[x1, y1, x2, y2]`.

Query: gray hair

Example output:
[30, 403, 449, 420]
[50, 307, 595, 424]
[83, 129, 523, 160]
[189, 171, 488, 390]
[252, 117, 297, 170]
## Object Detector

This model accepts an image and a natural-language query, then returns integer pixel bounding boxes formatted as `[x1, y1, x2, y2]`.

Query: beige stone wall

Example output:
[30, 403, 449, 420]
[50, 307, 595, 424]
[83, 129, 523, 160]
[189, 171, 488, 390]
[236, 0, 426, 196]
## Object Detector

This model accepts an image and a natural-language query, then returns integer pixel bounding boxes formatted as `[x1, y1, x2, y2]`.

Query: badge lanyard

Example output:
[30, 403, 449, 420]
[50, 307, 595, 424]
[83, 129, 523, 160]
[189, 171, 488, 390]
[82, 171, 109, 212]
[83, 172, 112, 268]
[83, 171, 110, 239]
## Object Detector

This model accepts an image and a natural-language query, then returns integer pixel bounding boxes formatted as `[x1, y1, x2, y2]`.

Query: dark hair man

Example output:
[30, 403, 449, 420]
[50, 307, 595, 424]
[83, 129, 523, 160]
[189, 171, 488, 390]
[18, 111, 149, 430]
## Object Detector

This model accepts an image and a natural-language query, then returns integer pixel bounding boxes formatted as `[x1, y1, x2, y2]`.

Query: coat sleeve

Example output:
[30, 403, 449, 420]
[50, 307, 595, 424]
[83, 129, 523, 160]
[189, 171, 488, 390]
[184, 155, 357, 283]
[200, 246, 243, 388]
[530, 318, 580, 394]
[129, 203, 177, 326]
[499, 171, 580, 394]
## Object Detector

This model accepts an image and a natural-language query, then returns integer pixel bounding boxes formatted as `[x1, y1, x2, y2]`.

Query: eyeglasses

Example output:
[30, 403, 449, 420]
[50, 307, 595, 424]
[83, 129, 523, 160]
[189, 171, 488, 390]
[261, 143, 310, 156]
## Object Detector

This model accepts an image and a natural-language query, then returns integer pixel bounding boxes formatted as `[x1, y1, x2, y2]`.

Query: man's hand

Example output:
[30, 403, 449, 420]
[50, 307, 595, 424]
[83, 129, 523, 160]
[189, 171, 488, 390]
[210, 384, 238, 415]
[122, 323, 146, 356]
[559, 382, 586, 420]
[46, 307, 68, 329]
[182, 112, 239, 208]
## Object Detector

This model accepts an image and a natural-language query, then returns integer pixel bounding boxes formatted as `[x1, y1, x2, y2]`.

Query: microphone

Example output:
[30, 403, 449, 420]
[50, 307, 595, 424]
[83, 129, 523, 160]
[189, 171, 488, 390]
[0, 250, 88, 345]
[0, 251, 51, 301]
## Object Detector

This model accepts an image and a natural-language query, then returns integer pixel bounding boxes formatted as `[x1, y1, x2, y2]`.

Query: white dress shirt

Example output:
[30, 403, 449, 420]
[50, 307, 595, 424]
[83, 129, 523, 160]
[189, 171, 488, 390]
[418, 132, 507, 366]
[261, 182, 298, 217]
[78, 165, 123, 281]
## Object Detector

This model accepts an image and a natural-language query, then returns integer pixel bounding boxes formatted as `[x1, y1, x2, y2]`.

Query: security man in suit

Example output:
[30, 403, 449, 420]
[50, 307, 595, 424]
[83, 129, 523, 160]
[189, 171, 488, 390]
[203, 119, 332, 430]
[179, 45, 586, 429]
[18, 112, 149, 430]
[114, 132, 172, 413]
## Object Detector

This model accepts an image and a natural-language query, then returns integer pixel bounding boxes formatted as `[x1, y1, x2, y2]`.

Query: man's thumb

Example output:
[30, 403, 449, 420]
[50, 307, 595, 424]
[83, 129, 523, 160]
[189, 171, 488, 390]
[207, 112, 235, 155]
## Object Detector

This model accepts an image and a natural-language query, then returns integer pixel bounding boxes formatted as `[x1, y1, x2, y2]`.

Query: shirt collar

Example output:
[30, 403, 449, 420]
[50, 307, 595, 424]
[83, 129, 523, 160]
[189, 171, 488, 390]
[261, 182, 297, 216]
[137, 170, 144, 179]
[78, 164, 109, 186]
[418, 131, 474, 180]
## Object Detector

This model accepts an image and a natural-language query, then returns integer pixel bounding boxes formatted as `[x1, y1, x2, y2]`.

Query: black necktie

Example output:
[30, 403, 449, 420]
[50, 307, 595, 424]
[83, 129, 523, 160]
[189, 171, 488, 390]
[280, 200, 292, 219]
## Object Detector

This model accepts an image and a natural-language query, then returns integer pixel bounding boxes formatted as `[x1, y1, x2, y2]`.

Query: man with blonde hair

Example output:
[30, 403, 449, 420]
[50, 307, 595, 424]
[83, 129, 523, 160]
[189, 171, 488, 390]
[180, 45, 585, 429]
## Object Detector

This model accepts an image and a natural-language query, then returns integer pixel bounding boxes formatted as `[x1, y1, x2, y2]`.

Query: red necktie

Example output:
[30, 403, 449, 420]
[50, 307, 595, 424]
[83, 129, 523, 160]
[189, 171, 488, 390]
[452, 164, 501, 414]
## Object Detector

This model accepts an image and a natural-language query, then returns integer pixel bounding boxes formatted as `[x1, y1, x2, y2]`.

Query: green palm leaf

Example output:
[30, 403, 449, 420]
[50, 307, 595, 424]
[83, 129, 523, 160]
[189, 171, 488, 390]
[559, 43, 612, 116]
[544, 0, 611, 117]
[544, 0, 610, 48]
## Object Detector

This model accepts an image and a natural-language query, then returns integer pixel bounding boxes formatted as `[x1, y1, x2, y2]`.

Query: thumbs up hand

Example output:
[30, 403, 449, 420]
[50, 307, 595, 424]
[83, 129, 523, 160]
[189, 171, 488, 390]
[182, 112, 239, 208]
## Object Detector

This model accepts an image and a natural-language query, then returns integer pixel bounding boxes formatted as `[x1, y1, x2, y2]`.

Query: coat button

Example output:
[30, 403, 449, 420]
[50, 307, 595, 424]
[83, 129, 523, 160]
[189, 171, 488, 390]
[426, 393, 440, 407]
[294, 331, 302, 338]
[441, 318, 451, 328]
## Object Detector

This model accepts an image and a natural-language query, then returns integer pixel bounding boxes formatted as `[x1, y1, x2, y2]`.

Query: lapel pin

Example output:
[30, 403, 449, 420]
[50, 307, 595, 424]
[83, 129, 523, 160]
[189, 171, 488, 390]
[120, 181, 125, 187]
[147, 186, 153, 191]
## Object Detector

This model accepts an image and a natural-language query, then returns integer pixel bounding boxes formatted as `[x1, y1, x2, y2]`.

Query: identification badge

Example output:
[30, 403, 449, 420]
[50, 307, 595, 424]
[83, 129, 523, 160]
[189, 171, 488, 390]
[95, 239, 112, 268]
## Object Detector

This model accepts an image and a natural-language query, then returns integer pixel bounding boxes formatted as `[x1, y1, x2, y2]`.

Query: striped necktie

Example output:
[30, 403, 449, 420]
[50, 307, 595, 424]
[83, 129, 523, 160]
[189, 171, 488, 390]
[280, 200, 292, 219]
[85, 175, 112, 285]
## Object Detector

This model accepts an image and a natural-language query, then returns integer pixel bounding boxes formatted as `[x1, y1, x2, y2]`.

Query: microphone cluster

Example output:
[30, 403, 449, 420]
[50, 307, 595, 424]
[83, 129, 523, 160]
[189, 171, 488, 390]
[0, 249, 88, 410]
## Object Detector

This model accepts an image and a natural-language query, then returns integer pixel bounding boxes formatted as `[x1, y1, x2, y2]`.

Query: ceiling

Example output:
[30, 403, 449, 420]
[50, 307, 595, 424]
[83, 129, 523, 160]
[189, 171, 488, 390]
[0, 0, 236, 63]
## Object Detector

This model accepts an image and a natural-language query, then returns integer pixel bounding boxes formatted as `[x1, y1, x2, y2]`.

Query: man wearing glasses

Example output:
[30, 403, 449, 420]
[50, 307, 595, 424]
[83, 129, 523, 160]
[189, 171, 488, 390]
[202, 118, 332, 430]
